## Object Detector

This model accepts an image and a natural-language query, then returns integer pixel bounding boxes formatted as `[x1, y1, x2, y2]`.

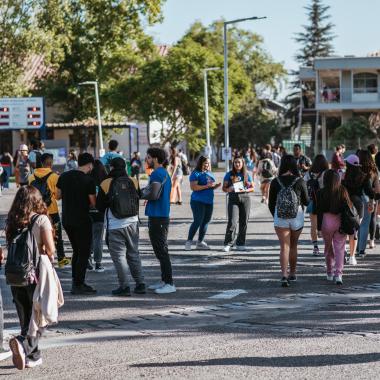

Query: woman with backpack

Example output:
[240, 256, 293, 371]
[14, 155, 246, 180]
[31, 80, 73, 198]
[5, 186, 56, 369]
[268, 155, 309, 287]
[257, 152, 277, 204]
[303, 154, 329, 256]
[316, 169, 354, 285]
[222, 157, 254, 252]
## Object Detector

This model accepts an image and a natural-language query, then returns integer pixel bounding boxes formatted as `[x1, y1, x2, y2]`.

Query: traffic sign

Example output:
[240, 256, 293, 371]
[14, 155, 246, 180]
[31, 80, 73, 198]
[0, 97, 44, 130]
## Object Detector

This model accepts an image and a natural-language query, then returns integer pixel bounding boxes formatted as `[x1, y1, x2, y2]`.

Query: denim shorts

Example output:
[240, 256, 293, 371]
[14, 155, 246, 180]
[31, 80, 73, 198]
[274, 207, 304, 231]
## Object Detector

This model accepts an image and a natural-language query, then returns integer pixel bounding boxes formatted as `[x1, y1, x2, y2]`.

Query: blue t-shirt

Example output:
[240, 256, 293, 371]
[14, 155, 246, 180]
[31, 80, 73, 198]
[223, 171, 253, 192]
[100, 151, 123, 166]
[145, 167, 171, 217]
[189, 170, 216, 205]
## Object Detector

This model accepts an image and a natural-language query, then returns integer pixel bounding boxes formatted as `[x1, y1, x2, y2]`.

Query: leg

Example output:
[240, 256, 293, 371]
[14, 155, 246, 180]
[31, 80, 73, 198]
[108, 229, 130, 288]
[223, 197, 239, 246]
[349, 234, 357, 257]
[0, 290, 3, 351]
[187, 200, 205, 241]
[148, 217, 173, 284]
[64, 225, 78, 282]
[51, 213, 65, 261]
[176, 178, 182, 202]
[72, 223, 92, 286]
[198, 203, 214, 242]
[321, 214, 335, 276]
[124, 222, 145, 285]
[275, 227, 291, 277]
[170, 178, 179, 203]
[92, 222, 104, 264]
[310, 213, 318, 244]
[264, 182, 270, 202]
[236, 195, 251, 246]
[332, 230, 347, 277]
[289, 228, 303, 275]
[10, 285, 35, 337]
[358, 201, 370, 252]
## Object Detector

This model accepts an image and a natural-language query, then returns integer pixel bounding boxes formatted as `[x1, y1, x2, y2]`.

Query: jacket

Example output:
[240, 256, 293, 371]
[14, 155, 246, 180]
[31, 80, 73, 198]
[28, 255, 64, 337]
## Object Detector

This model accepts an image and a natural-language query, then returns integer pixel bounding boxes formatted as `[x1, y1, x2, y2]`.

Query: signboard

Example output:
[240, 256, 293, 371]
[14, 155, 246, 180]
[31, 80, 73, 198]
[222, 147, 232, 161]
[282, 140, 306, 154]
[0, 97, 44, 130]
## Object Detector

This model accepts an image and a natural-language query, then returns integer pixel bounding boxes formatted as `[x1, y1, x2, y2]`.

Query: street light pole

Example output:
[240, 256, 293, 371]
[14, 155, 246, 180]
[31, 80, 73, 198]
[223, 16, 266, 172]
[204, 67, 221, 159]
[78, 80, 105, 157]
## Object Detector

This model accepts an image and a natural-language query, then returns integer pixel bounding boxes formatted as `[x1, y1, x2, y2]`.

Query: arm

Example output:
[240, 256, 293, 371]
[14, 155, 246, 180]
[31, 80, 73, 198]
[88, 194, 96, 208]
[299, 179, 310, 207]
[222, 180, 233, 193]
[268, 180, 278, 216]
[56, 188, 62, 200]
[40, 227, 55, 260]
[190, 180, 213, 192]
[96, 185, 109, 213]
[363, 179, 375, 199]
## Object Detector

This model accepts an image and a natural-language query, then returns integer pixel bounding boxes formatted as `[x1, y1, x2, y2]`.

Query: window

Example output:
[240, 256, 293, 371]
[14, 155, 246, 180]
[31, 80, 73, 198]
[353, 73, 378, 93]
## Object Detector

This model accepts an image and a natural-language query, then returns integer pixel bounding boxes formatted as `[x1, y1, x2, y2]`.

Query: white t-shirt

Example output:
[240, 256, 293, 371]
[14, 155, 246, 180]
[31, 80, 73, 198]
[105, 209, 138, 230]
[31, 214, 53, 255]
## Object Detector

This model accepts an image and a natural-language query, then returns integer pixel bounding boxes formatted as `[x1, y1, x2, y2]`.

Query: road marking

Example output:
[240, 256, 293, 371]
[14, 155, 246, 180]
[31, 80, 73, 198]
[209, 289, 248, 299]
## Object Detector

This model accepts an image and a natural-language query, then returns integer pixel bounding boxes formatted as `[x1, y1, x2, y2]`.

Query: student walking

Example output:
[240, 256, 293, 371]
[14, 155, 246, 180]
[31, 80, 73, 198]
[185, 156, 221, 251]
[144, 148, 175, 294]
[169, 147, 183, 205]
[5, 186, 56, 369]
[316, 170, 352, 285]
[15, 145, 31, 187]
[0, 147, 13, 189]
[293, 143, 312, 177]
[257, 153, 276, 204]
[222, 157, 254, 252]
[268, 155, 309, 287]
[97, 157, 145, 296]
[304, 154, 329, 255]
[56, 153, 97, 295]
[64, 150, 78, 172]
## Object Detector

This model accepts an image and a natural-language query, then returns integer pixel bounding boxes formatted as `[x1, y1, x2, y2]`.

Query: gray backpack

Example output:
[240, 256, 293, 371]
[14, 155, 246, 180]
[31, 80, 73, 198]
[276, 177, 300, 219]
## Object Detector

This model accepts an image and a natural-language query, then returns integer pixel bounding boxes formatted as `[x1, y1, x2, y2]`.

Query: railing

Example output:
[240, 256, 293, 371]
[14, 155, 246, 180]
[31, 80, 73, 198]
[313, 87, 380, 104]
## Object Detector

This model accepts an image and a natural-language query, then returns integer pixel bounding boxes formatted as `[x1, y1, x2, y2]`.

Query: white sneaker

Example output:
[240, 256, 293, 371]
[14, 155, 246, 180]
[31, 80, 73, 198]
[185, 241, 192, 251]
[222, 245, 231, 252]
[26, 357, 43, 368]
[349, 256, 357, 266]
[335, 275, 343, 285]
[326, 274, 334, 281]
[236, 245, 247, 251]
[154, 283, 176, 294]
[196, 241, 210, 250]
[369, 240, 375, 249]
[148, 281, 165, 290]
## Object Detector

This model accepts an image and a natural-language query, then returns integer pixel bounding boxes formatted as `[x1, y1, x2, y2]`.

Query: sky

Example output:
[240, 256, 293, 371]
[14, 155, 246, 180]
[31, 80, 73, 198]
[147, 0, 380, 74]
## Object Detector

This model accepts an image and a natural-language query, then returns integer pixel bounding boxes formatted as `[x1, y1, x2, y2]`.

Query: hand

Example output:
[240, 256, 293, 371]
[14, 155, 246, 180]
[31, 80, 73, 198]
[368, 203, 374, 213]
[213, 182, 221, 189]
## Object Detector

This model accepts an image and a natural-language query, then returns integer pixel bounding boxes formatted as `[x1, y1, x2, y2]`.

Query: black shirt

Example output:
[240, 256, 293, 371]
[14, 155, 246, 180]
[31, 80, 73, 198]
[57, 170, 96, 226]
[268, 175, 310, 216]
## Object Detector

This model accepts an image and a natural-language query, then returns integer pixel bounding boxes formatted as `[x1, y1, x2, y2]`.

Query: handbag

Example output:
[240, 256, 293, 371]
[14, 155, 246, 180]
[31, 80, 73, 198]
[141, 173, 168, 201]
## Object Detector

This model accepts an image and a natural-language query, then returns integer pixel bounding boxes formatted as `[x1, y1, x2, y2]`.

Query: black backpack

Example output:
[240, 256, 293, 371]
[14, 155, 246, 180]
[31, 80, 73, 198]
[261, 160, 273, 178]
[30, 172, 53, 207]
[306, 172, 321, 202]
[5, 215, 39, 286]
[276, 177, 300, 219]
[340, 202, 360, 235]
[109, 176, 139, 218]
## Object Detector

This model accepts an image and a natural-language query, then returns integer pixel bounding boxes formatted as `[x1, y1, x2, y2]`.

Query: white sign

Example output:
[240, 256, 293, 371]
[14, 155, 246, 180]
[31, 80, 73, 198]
[0, 97, 44, 130]
[222, 147, 232, 161]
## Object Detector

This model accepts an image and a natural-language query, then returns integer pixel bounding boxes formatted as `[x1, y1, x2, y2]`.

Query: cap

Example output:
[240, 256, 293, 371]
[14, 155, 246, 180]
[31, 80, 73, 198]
[345, 154, 361, 166]
[19, 144, 28, 151]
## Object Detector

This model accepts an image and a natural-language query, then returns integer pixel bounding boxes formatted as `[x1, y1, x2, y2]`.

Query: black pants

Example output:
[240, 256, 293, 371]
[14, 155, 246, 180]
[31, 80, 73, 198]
[148, 217, 173, 284]
[50, 213, 65, 261]
[64, 223, 92, 286]
[224, 193, 251, 246]
[11, 285, 41, 360]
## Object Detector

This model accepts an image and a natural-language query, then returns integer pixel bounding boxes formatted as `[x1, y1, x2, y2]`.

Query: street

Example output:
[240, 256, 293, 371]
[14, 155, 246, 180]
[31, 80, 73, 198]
[1, 175, 380, 379]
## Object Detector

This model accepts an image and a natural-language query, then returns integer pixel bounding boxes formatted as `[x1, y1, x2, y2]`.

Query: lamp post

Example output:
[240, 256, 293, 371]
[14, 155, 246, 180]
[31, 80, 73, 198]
[78, 80, 105, 157]
[203, 67, 221, 159]
[223, 16, 266, 172]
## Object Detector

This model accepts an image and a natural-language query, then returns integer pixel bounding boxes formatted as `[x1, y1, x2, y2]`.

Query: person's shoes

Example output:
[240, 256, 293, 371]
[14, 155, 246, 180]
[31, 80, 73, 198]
[358, 250, 366, 258]
[222, 245, 231, 252]
[71, 284, 97, 295]
[281, 277, 290, 287]
[9, 337, 25, 370]
[349, 256, 357, 266]
[58, 257, 71, 268]
[312, 247, 320, 256]
[196, 241, 210, 250]
[261, 198, 265, 204]
[134, 283, 146, 294]
[176, 201, 182, 205]
[87, 262, 94, 271]
[154, 283, 176, 294]
[236, 245, 248, 252]
[25, 357, 43, 368]
[95, 263, 105, 273]
[112, 286, 131, 296]
[288, 274, 297, 282]
[148, 281, 165, 290]
[369, 240, 375, 249]
[335, 275, 343, 285]
[185, 240, 192, 251]
[326, 274, 334, 281]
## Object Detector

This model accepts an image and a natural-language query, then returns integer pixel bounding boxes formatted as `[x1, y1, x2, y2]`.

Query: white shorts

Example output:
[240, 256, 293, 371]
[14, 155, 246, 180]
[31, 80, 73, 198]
[274, 207, 304, 231]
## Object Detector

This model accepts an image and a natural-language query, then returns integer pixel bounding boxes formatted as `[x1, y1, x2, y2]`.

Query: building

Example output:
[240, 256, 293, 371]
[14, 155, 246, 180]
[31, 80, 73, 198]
[299, 55, 380, 153]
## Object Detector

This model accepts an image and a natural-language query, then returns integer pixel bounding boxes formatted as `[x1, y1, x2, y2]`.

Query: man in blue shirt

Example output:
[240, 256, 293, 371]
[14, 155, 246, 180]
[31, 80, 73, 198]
[100, 140, 123, 171]
[145, 147, 175, 294]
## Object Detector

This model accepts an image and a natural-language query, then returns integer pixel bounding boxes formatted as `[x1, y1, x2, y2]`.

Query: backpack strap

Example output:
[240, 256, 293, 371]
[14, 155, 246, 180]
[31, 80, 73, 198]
[28, 214, 41, 231]
[276, 177, 284, 189]
[290, 177, 300, 187]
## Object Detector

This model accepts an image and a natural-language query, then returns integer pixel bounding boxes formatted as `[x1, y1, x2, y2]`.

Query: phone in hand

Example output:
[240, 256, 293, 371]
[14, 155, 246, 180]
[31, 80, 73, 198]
[212, 182, 222, 189]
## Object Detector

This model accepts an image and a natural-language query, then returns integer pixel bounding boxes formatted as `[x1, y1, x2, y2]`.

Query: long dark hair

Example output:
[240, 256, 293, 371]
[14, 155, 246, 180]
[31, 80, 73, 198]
[6, 186, 48, 244]
[195, 156, 209, 172]
[344, 162, 366, 189]
[357, 149, 377, 181]
[231, 157, 247, 177]
[90, 159, 107, 186]
[321, 169, 351, 212]
[279, 155, 300, 177]
[310, 154, 329, 174]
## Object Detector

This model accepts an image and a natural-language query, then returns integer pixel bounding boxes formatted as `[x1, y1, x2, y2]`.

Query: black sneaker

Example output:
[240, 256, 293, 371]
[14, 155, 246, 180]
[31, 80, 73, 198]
[281, 277, 290, 287]
[95, 263, 105, 273]
[112, 286, 131, 297]
[288, 274, 297, 282]
[87, 262, 94, 271]
[71, 284, 97, 295]
[134, 283, 146, 294]
[358, 250, 366, 258]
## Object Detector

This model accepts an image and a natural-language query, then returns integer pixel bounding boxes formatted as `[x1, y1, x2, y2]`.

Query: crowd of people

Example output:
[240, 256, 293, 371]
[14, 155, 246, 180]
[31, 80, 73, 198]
[2, 137, 380, 370]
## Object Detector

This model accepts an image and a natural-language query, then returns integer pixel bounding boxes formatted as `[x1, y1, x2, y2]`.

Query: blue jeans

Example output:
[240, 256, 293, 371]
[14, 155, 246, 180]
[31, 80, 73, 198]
[188, 200, 213, 242]
[91, 222, 104, 264]
[358, 198, 371, 252]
